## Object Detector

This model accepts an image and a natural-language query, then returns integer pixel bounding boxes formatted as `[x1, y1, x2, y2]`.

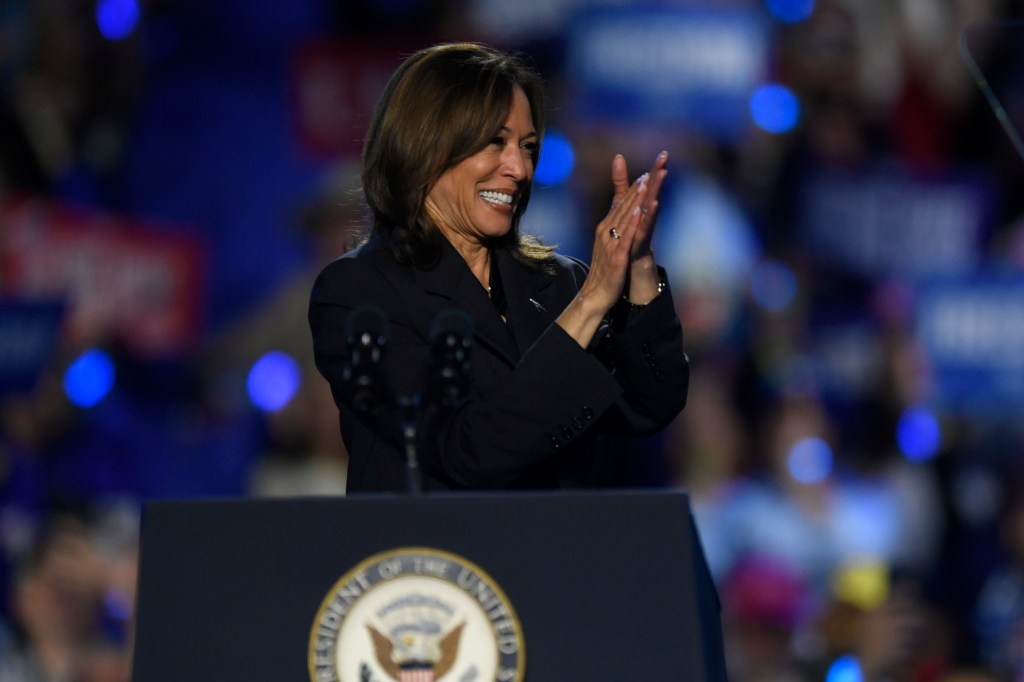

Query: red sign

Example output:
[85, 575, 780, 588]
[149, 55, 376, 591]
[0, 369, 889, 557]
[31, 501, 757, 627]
[289, 39, 421, 157]
[1, 196, 206, 356]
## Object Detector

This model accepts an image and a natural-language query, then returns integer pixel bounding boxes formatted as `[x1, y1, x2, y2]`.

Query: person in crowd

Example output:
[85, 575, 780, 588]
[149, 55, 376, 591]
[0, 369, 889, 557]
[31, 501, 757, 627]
[0, 514, 133, 682]
[308, 42, 688, 492]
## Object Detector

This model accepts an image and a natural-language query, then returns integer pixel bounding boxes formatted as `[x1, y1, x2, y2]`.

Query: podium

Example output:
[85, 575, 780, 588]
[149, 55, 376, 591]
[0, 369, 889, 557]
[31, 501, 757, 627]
[131, 489, 727, 680]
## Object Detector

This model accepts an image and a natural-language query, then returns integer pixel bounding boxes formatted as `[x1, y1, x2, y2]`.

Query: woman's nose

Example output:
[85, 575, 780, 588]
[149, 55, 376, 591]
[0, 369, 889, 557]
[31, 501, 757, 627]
[501, 145, 527, 180]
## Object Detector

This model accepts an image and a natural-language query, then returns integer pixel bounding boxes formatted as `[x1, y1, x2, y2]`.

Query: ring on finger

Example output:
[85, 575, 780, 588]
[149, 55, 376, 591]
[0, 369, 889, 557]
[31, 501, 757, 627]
[609, 226, 621, 240]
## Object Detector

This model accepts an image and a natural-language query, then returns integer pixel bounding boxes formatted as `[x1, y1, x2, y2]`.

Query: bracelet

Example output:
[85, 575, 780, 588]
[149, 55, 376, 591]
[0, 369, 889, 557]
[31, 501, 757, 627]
[622, 277, 666, 311]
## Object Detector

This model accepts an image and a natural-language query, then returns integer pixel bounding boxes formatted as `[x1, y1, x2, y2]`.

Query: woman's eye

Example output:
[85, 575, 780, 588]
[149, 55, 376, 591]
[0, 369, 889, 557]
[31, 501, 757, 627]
[489, 137, 506, 148]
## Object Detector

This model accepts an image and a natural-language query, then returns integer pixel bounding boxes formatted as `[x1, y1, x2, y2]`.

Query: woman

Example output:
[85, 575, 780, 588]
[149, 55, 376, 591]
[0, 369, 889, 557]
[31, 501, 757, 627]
[308, 42, 688, 493]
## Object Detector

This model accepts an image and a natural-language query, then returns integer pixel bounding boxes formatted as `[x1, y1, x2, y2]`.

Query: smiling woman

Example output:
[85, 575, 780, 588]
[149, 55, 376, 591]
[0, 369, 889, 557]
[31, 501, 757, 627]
[424, 86, 537, 268]
[360, 44, 550, 271]
[308, 42, 689, 493]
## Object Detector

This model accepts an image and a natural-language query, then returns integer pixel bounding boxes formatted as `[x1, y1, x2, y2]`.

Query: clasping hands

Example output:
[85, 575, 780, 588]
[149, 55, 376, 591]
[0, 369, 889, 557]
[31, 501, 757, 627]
[611, 151, 668, 264]
[556, 151, 669, 348]
[590, 151, 669, 310]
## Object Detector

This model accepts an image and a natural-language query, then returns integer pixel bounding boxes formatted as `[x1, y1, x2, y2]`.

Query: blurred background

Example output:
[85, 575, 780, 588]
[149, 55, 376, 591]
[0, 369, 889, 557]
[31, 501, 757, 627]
[2, 0, 1024, 680]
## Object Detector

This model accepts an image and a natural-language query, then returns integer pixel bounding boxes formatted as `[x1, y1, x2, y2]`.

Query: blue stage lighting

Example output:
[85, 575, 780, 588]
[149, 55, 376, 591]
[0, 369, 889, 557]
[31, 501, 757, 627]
[64, 348, 116, 408]
[247, 351, 301, 412]
[897, 405, 941, 462]
[766, 0, 816, 23]
[787, 436, 833, 484]
[826, 655, 864, 682]
[534, 130, 575, 186]
[750, 84, 801, 134]
[96, 0, 140, 41]
[749, 259, 797, 311]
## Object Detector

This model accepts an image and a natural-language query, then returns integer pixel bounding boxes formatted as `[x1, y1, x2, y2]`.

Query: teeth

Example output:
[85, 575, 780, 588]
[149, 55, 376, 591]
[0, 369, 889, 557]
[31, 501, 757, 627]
[479, 190, 513, 205]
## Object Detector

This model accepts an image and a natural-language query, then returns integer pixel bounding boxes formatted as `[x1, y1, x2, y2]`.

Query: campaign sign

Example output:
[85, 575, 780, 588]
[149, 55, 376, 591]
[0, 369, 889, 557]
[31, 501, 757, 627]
[0, 197, 205, 357]
[798, 165, 995, 277]
[0, 299, 65, 396]
[565, 5, 770, 140]
[290, 40, 420, 157]
[916, 276, 1024, 413]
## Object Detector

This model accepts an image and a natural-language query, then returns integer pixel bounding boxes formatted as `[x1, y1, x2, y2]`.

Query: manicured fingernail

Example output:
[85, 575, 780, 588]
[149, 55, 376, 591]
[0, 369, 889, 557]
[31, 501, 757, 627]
[632, 206, 641, 215]
[659, 150, 668, 159]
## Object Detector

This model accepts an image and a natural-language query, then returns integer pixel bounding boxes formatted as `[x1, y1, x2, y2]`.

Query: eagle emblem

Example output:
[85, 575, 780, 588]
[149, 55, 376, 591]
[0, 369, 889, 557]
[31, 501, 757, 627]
[308, 547, 524, 682]
[367, 621, 465, 681]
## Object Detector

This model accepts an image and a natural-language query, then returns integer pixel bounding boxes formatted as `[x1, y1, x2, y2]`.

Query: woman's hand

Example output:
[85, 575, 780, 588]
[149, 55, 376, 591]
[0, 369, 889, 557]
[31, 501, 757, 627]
[557, 154, 664, 347]
[612, 152, 669, 304]
[610, 151, 668, 259]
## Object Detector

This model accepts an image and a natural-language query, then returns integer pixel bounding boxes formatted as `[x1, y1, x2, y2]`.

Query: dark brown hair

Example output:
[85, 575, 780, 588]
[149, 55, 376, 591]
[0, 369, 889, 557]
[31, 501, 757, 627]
[361, 42, 552, 266]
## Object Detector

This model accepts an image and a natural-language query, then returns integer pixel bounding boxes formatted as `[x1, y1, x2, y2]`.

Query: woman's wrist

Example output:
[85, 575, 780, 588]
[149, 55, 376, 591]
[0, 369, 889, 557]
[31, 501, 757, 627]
[624, 254, 661, 305]
[556, 291, 609, 348]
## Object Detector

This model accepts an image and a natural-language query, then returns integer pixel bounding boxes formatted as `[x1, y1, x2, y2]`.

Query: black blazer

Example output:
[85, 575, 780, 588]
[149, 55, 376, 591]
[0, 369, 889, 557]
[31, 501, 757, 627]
[308, 235, 689, 493]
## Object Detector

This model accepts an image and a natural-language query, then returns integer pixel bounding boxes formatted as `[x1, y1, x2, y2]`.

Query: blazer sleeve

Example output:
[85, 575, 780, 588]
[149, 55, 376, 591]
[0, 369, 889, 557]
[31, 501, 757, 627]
[433, 257, 689, 487]
[590, 267, 689, 436]
[434, 322, 625, 487]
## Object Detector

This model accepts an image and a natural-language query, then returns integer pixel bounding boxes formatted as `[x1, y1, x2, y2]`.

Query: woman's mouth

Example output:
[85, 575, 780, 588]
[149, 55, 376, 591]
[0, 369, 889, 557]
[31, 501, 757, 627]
[479, 190, 514, 207]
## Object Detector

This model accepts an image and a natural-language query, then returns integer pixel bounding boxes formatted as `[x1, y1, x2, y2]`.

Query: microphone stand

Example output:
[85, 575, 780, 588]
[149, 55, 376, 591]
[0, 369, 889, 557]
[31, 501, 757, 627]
[398, 396, 423, 495]
[404, 309, 473, 496]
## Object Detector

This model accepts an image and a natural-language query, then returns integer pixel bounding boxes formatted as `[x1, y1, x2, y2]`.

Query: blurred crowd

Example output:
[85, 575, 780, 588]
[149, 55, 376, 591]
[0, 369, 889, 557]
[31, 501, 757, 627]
[2, 0, 1024, 680]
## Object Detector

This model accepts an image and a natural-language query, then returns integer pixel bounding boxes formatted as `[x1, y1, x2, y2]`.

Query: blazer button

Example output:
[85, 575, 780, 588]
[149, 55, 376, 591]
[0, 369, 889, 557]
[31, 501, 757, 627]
[572, 417, 584, 430]
[561, 426, 573, 441]
[581, 405, 594, 421]
[549, 436, 561, 450]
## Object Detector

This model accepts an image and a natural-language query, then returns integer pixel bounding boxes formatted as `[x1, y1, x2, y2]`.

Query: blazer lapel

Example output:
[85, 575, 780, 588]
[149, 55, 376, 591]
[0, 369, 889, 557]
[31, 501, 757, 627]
[411, 241, 520, 368]
[496, 248, 557, 355]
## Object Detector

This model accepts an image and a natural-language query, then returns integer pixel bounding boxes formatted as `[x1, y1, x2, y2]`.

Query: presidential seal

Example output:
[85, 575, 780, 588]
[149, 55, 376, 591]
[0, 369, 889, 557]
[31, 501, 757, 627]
[308, 547, 525, 682]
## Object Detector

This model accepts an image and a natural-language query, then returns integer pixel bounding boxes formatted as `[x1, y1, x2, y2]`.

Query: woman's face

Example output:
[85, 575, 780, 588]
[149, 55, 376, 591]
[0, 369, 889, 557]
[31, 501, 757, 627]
[425, 85, 537, 249]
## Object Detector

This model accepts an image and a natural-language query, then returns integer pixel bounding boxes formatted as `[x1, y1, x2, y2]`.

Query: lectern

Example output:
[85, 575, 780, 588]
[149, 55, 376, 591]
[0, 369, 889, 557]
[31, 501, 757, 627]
[131, 489, 727, 680]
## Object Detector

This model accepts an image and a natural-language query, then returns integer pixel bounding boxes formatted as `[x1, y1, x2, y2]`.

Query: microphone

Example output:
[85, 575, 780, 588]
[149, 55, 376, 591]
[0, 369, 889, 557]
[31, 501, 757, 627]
[339, 306, 472, 496]
[420, 309, 474, 412]
[342, 304, 392, 417]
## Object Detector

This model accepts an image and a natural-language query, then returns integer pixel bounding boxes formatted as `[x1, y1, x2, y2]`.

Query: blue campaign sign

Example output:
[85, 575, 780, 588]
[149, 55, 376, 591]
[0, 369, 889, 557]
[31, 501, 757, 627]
[916, 276, 1024, 414]
[0, 299, 66, 396]
[798, 164, 996, 278]
[566, 5, 770, 140]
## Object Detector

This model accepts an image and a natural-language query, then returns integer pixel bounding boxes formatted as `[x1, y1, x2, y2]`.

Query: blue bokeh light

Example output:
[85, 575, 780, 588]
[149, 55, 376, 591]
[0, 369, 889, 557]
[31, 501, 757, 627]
[787, 437, 833, 484]
[826, 655, 864, 682]
[897, 405, 942, 462]
[750, 84, 801, 134]
[534, 130, 575, 186]
[63, 349, 116, 408]
[749, 259, 797, 311]
[96, 0, 140, 41]
[766, 0, 816, 23]
[247, 351, 301, 412]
